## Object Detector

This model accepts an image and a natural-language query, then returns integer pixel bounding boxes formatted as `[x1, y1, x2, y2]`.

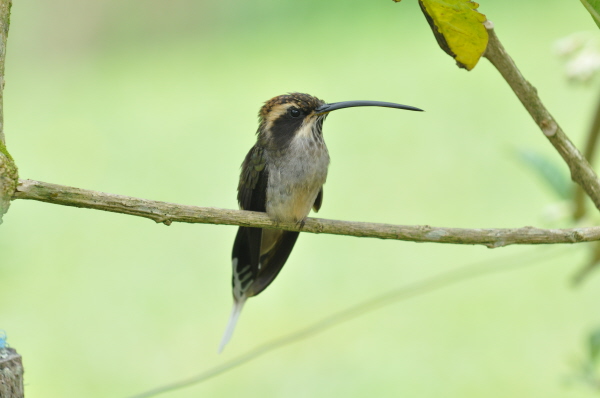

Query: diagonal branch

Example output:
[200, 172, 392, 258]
[12, 178, 600, 248]
[484, 25, 600, 212]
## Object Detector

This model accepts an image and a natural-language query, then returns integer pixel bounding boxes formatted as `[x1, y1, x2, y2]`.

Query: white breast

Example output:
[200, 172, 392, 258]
[265, 129, 330, 223]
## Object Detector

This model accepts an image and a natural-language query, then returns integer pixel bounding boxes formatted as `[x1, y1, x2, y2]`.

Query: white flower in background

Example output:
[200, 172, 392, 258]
[555, 32, 600, 83]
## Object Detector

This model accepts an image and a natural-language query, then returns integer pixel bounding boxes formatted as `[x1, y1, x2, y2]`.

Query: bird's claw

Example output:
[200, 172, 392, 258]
[296, 218, 306, 230]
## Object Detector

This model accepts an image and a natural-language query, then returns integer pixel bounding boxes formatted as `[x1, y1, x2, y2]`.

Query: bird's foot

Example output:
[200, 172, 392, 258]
[296, 218, 306, 230]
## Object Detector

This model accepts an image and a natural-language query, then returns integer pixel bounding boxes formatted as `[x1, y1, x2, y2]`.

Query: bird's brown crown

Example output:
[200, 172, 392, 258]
[258, 93, 325, 121]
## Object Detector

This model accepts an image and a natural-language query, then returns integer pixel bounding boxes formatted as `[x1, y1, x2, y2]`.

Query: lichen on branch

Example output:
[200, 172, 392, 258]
[0, 142, 17, 222]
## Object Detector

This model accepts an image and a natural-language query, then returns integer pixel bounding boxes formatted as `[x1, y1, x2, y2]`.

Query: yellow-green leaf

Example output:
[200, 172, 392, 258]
[417, 0, 488, 70]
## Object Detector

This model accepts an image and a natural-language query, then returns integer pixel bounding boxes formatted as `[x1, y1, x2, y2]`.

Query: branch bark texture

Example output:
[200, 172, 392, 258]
[0, 348, 24, 398]
[13, 179, 600, 248]
[0, 0, 15, 223]
[0, 0, 9, 146]
[484, 26, 600, 212]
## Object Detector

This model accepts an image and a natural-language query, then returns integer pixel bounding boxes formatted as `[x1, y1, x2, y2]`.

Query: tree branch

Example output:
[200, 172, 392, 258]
[483, 25, 600, 213]
[0, 0, 9, 147]
[12, 178, 600, 248]
[0, 0, 16, 223]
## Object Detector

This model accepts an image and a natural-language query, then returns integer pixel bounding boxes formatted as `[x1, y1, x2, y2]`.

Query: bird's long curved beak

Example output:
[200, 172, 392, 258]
[315, 100, 423, 114]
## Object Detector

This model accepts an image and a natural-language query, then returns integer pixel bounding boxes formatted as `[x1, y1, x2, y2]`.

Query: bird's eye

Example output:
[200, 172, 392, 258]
[288, 107, 301, 118]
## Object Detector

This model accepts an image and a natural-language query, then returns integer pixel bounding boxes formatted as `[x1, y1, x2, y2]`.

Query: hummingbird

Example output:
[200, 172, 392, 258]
[219, 93, 422, 351]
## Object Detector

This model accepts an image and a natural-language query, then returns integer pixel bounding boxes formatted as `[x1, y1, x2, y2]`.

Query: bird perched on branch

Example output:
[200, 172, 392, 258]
[219, 93, 422, 351]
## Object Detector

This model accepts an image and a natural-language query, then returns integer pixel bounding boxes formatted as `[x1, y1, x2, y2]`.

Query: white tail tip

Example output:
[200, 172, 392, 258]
[218, 298, 246, 353]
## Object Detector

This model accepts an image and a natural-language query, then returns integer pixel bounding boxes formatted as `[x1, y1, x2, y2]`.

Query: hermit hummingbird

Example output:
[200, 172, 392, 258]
[220, 93, 422, 351]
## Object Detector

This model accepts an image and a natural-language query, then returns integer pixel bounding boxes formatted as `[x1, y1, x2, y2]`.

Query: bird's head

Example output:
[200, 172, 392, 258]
[257, 92, 422, 149]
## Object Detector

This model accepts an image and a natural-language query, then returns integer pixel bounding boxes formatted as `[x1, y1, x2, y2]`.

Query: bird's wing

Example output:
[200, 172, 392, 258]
[237, 145, 267, 212]
[232, 145, 300, 298]
[232, 145, 268, 300]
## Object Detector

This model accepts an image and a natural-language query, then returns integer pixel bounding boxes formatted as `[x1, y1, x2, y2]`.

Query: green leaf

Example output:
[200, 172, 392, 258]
[516, 149, 572, 200]
[580, 0, 600, 29]
[415, 0, 488, 70]
[588, 328, 600, 363]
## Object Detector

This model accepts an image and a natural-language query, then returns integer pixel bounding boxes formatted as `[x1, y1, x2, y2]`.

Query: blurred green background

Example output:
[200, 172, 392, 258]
[1, 0, 600, 397]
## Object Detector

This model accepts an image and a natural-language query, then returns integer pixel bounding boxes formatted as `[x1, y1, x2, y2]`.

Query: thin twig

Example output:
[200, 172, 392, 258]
[126, 246, 571, 398]
[573, 90, 600, 220]
[484, 25, 600, 213]
[572, 240, 600, 285]
[12, 178, 600, 247]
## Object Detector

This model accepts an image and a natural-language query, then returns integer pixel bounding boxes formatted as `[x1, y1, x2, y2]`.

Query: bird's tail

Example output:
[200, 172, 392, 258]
[218, 297, 246, 353]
